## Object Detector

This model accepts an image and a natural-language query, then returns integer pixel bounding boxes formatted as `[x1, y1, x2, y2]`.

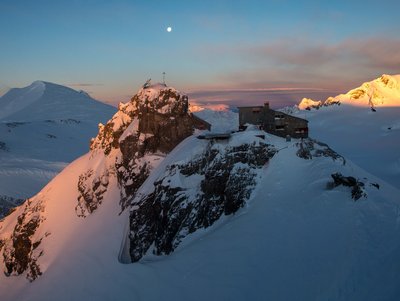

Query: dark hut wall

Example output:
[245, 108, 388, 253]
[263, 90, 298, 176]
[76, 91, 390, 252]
[238, 104, 308, 138]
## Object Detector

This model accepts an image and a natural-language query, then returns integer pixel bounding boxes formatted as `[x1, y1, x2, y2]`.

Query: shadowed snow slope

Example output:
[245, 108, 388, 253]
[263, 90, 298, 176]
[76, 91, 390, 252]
[303, 106, 400, 189]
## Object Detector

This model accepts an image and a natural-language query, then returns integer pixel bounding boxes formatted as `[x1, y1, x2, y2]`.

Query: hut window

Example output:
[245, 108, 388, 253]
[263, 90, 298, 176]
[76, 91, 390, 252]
[295, 127, 308, 133]
[252, 108, 261, 113]
[275, 125, 285, 130]
[275, 114, 284, 119]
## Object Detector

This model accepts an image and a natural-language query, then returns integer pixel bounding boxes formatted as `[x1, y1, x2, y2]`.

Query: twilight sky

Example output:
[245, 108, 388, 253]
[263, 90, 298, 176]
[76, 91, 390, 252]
[1, 0, 399, 107]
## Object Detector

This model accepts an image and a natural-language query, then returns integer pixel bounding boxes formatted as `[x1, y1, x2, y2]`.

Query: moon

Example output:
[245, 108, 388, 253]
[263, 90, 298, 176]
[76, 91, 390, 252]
[167, 26, 172, 32]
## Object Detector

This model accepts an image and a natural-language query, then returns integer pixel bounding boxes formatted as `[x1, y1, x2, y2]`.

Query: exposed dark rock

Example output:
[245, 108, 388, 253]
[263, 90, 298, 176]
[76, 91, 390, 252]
[329, 172, 367, 201]
[76, 169, 110, 217]
[2, 199, 46, 281]
[127, 140, 276, 262]
[349, 88, 366, 100]
[370, 182, 380, 189]
[80, 83, 207, 215]
[6, 122, 27, 128]
[60, 119, 80, 124]
[296, 138, 345, 164]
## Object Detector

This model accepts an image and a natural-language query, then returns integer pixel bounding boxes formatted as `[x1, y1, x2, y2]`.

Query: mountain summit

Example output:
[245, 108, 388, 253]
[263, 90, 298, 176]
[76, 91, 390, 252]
[0, 81, 115, 206]
[0, 81, 113, 122]
[298, 74, 400, 110]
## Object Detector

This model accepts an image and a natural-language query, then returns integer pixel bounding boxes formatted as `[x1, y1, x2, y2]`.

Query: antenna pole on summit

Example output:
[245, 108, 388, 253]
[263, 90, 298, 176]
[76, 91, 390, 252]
[162, 72, 166, 85]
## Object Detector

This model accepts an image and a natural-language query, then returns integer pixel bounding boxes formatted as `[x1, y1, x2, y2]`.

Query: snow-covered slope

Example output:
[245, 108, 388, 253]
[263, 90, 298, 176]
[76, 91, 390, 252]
[302, 105, 400, 189]
[1, 129, 399, 301]
[0, 81, 115, 212]
[1, 83, 400, 301]
[298, 74, 400, 110]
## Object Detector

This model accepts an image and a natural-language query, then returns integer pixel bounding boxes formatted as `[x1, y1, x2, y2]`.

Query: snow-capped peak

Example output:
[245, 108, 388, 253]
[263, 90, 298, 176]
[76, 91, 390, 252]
[297, 74, 400, 110]
[0, 81, 113, 122]
[189, 102, 231, 113]
[298, 98, 322, 110]
[30, 80, 46, 87]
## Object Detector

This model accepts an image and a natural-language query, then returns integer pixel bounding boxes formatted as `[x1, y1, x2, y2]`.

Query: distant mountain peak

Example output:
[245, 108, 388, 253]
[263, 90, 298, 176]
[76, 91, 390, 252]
[0, 84, 10, 97]
[0, 81, 114, 122]
[298, 74, 400, 110]
[31, 80, 45, 86]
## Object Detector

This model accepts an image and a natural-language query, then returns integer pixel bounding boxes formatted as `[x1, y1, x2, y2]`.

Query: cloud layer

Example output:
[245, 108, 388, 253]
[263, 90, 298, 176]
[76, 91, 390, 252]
[196, 37, 400, 91]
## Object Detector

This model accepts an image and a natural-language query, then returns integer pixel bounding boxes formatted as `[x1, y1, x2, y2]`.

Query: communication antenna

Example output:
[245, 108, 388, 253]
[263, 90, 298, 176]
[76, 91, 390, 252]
[143, 78, 151, 88]
[162, 72, 166, 85]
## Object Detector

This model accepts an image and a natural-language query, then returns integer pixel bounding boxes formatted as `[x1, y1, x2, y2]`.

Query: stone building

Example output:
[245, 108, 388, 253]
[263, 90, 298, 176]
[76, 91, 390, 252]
[238, 102, 308, 138]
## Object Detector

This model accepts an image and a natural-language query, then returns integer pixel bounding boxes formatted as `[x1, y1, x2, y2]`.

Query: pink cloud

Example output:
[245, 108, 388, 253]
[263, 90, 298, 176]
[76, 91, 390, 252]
[194, 36, 400, 91]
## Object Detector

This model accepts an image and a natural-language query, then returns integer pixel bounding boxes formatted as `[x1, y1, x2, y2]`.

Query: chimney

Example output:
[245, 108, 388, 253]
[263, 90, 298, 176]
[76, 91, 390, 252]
[264, 102, 270, 109]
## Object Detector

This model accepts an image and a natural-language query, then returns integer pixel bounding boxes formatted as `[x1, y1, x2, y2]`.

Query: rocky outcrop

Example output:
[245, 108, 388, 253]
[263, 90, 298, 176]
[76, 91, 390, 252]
[295, 138, 345, 164]
[1, 198, 47, 281]
[75, 169, 110, 217]
[77, 82, 208, 215]
[127, 138, 276, 262]
[329, 173, 367, 200]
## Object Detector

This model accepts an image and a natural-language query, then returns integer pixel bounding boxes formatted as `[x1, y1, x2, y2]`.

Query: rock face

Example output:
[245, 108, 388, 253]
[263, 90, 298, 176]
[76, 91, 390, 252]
[1, 198, 47, 281]
[126, 136, 276, 262]
[329, 173, 367, 200]
[78, 82, 204, 215]
[295, 138, 345, 164]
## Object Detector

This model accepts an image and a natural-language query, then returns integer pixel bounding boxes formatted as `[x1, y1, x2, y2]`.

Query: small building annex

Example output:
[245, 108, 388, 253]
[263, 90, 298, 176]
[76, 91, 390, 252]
[238, 102, 308, 138]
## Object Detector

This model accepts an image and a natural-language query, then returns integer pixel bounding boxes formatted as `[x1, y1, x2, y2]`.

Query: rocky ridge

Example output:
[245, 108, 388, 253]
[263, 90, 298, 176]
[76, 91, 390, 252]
[0, 82, 201, 280]
[81, 82, 197, 214]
